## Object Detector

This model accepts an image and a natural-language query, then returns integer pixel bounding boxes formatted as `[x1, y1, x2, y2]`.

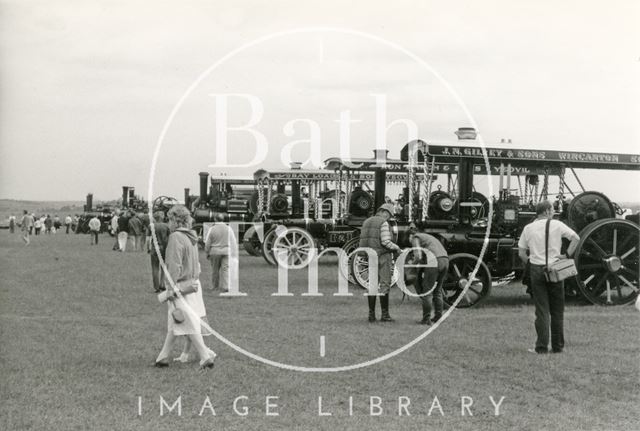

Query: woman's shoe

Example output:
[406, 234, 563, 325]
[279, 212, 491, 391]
[173, 352, 193, 363]
[154, 357, 170, 367]
[199, 351, 217, 369]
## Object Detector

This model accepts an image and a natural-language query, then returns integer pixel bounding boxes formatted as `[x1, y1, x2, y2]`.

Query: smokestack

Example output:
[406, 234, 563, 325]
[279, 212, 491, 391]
[85, 193, 93, 212]
[128, 188, 135, 208]
[122, 187, 129, 208]
[184, 188, 191, 207]
[199, 172, 209, 203]
[455, 127, 477, 140]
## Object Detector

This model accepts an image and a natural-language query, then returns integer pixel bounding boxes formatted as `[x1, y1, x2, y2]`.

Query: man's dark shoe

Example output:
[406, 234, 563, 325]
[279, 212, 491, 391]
[551, 349, 563, 354]
[419, 318, 431, 325]
[431, 314, 442, 323]
[368, 312, 377, 322]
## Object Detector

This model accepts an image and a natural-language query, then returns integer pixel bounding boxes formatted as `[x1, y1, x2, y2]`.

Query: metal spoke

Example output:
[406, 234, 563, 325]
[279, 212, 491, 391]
[613, 277, 622, 299]
[620, 246, 636, 260]
[612, 229, 617, 255]
[620, 267, 639, 279]
[587, 238, 608, 259]
[452, 264, 462, 278]
[605, 280, 612, 304]
[617, 275, 638, 291]
[583, 273, 595, 285]
[580, 263, 603, 270]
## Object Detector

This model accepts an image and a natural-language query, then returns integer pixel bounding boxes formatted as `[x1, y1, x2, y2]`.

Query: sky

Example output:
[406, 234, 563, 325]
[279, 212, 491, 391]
[0, 0, 638, 203]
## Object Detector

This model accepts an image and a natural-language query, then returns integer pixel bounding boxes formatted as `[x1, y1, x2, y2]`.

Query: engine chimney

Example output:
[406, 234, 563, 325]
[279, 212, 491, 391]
[85, 193, 93, 212]
[184, 188, 191, 208]
[122, 187, 129, 208]
[455, 127, 477, 140]
[199, 172, 209, 203]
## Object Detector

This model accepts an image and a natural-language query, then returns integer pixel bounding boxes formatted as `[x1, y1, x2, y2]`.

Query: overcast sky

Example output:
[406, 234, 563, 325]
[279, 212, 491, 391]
[0, 0, 638, 202]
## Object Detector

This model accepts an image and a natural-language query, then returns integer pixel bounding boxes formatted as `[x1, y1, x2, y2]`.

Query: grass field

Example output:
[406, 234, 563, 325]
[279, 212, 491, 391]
[1, 230, 638, 431]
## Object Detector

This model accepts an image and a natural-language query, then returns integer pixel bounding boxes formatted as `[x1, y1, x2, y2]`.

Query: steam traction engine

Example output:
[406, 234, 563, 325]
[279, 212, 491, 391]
[189, 172, 256, 248]
[390, 137, 640, 307]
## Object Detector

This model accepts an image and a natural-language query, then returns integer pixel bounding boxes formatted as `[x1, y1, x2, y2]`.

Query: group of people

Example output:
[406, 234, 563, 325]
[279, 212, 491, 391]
[14, 211, 76, 245]
[108, 209, 149, 251]
[361, 200, 580, 355]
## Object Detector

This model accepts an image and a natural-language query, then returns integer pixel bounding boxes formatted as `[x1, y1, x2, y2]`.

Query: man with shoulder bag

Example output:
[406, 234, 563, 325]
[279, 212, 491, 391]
[518, 200, 580, 354]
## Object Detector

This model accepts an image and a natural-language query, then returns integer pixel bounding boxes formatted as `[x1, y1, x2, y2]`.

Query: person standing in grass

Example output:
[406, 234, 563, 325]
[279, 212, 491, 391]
[117, 210, 129, 251]
[408, 227, 449, 325]
[110, 209, 120, 250]
[518, 200, 580, 354]
[20, 210, 34, 245]
[147, 210, 170, 292]
[9, 215, 16, 233]
[88, 215, 101, 245]
[128, 212, 143, 252]
[64, 214, 72, 234]
[44, 215, 52, 234]
[359, 203, 402, 322]
[34, 216, 42, 235]
[155, 205, 215, 369]
[204, 213, 237, 292]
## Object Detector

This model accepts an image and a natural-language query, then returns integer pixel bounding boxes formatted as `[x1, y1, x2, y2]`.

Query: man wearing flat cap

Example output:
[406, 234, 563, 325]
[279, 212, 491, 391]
[359, 203, 401, 322]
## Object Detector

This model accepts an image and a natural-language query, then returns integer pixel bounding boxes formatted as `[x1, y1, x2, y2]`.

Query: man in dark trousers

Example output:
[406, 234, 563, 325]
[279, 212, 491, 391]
[408, 227, 449, 324]
[147, 211, 170, 292]
[359, 203, 401, 322]
[518, 200, 579, 354]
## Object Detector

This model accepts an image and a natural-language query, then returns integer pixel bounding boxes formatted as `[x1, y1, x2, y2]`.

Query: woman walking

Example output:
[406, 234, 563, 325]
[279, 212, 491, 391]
[155, 205, 215, 369]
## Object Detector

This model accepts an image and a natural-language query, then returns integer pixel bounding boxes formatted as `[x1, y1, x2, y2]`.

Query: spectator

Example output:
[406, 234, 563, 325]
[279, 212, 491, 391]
[110, 209, 120, 250]
[518, 200, 580, 354]
[359, 203, 401, 322]
[117, 210, 130, 252]
[44, 215, 53, 234]
[9, 215, 16, 233]
[34, 216, 43, 235]
[53, 215, 62, 233]
[128, 212, 144, 251]
[154, 205, 215, 369]
[72, 215, 79, 233]
[64, 215, 72, 234]
[408, 228, 449, 324]
[20, 210, 34, 245]
[147, 211, 170, 292]
[88, 215, 101, 245]
[204, 213, 238, 292]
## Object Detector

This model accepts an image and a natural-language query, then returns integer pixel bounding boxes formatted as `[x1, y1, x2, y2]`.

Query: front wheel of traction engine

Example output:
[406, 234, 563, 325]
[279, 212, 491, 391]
[442, 253, 492, 308]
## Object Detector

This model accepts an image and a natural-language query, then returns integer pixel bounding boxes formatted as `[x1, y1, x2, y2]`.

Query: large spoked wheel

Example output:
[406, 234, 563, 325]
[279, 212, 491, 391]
[574, 219, 639, 305]
[272, 227, 316, 269]
[442, 253, 492, 308]
[261, 227, 279, 266]
[242, 226, 262, 256]
[339, 237, 361, 286]
[350, 252, 399, 290]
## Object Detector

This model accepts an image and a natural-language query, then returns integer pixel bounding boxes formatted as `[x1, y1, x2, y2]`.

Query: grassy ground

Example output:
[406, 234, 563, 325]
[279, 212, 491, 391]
[0, 230, 638, 431]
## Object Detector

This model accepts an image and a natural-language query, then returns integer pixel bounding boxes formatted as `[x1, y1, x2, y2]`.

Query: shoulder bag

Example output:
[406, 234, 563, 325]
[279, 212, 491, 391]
[544, 219, 578, 282]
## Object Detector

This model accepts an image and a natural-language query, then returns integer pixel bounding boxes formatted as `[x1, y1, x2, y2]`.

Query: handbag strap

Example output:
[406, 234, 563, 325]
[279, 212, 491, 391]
[545, 218, 551, 270]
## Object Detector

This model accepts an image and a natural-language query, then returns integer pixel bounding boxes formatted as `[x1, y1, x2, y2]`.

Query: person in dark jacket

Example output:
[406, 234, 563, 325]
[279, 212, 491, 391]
[117, 211, 130, 252]
[147, 211, 171, 292]
[128, 212, 144, 252]
[358, 203, 401, 322]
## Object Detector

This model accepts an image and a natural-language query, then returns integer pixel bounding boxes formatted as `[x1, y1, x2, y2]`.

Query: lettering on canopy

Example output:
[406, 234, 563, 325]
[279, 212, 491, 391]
[428, 146, 640, 169]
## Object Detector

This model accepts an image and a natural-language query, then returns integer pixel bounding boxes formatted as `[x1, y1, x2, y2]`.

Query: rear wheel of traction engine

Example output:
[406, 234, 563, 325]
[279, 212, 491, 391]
[242, 225, 261, 256]
[339, 237, 360, 286]
[574, 219, 639, 305]
[271, 227, 316, 269]
[442, 253, 492, 308]
[350, 251, 399, 290]
[261, 226, 279, 266]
